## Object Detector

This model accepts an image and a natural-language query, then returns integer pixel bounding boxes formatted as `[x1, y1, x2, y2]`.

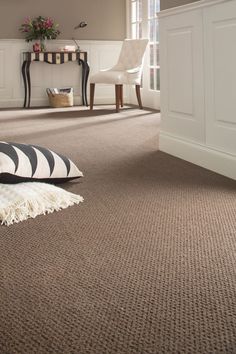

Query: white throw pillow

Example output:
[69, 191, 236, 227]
[0, 182, 84, 226]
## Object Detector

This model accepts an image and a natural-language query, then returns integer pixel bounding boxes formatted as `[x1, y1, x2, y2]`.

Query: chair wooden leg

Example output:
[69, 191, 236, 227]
[90, 83, 95, 110]
[115, 85, 122, 113]
[120, 85, 124, 107]
[135, 84, 143, 109]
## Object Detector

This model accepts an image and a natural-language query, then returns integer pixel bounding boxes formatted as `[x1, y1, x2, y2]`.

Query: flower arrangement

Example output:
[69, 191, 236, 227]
[19, 16, 60, 51]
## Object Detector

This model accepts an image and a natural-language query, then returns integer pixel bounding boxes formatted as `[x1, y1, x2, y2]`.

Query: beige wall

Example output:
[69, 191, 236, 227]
[0, 0, 126, 40]
[0, 0, 200, 40]
[160, 0, 199, 10]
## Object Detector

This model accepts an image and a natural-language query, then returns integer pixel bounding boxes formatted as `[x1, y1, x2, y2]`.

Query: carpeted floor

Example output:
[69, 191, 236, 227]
[0, 105, 235, 354]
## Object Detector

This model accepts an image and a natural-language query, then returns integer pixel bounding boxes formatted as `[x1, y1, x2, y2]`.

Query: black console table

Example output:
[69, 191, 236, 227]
[22, 51, 90, 108]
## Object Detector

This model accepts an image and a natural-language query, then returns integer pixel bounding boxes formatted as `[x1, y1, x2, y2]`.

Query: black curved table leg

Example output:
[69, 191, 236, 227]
[22, 60, 28, 108]
[26, 61, 32, 108]
[79, 59, 90, 106]
[79, 59, 85, 106]
[84, 62, 90, 106]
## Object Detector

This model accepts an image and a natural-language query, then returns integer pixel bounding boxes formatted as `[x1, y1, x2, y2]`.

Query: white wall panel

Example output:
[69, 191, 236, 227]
[0, 43, 14, 99]
[168, 28, 193, 116]
[0, 50, 4, 89]
[204, 0, 236, 155]
[160, 9, 205, 143]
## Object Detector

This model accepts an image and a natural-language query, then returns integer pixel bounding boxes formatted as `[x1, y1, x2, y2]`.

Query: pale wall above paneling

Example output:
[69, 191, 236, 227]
[0, 0, 126, 40]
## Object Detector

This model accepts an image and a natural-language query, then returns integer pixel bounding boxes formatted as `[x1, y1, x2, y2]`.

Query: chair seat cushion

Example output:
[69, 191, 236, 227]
[90, 70, 141, 85]
[0, 142, 83, 184]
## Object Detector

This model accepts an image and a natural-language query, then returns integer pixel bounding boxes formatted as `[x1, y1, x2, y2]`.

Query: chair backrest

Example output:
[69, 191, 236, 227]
[115, 39, 149, 71]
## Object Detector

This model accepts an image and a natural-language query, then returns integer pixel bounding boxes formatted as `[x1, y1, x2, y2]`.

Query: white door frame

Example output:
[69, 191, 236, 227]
[126, 0, 160, 110]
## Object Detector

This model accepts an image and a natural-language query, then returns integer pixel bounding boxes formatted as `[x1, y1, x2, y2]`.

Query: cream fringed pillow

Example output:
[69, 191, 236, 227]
[0, 182, 84, 226]
[0, 142, 83, 184]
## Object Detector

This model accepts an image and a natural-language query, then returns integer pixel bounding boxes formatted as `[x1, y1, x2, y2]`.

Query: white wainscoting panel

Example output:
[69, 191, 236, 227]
[204, 0, 236, 155]
[168, 28, 193, 116]
[0, 39, 123, 108]
[0, 43, 14, 100]
[0, 50, 4, 88]
[160, 9, 205, 143]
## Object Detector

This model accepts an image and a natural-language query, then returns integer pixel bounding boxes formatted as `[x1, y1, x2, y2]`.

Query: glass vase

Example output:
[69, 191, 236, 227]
[40, 39, 47, 52]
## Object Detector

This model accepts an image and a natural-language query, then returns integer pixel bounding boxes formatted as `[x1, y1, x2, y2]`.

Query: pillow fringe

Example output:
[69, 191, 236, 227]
[0, 183, 84, 226]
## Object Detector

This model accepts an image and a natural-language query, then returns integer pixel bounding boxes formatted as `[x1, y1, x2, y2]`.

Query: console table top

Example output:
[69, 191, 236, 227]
[23, 51, 87, 54]
[22, 51, 87, 63]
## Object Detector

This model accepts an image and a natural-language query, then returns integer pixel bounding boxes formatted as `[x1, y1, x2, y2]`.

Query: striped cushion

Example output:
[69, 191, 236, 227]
[0, 142, 83, 184]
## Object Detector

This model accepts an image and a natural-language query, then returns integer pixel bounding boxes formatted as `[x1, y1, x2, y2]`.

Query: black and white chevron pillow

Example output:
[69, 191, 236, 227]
[0, 142, 83, 184]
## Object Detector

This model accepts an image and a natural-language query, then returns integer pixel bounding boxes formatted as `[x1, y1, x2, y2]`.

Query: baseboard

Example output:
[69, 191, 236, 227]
[159, 132, 236, 180]
[94, 96, 128, 105]
[0, 96, 129, 109]
[0, 97, 82, 108]
[0, 99, 24, 109]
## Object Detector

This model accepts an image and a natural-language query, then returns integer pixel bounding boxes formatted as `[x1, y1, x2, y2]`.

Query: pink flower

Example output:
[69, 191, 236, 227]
[23, 17, 31, 25]
[46, 18, 53, 28]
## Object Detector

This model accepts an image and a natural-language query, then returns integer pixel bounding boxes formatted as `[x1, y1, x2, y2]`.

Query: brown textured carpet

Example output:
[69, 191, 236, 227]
[0, 105, 235, 354]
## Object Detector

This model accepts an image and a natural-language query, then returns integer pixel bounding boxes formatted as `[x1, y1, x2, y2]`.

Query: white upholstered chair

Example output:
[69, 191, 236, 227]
[90, 39, 149, 112]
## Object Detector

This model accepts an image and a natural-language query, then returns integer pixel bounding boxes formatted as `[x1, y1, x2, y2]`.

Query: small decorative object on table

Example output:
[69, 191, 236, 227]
[19, 15, 60, 52]
[32, 42, 40, 53]
[58, 45, 76, 52]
